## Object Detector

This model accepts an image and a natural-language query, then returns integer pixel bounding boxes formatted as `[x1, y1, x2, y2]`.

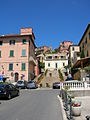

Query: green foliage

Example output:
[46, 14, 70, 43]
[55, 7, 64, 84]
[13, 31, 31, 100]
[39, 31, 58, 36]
[38, 73, 44, 81]
[46, 50, 57, 54]
[80, 48, 85, 58]
[84, 66, 90, 72]
[36, 51, 41, 56]
[45, 69, 48, 76]
[58, 69, 64, 81]
[40, 62, 45, 68]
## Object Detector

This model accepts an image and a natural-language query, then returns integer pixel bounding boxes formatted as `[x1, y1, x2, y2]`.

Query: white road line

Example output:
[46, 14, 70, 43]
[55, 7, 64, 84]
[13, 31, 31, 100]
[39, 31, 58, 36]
[57, 95, 67, 120]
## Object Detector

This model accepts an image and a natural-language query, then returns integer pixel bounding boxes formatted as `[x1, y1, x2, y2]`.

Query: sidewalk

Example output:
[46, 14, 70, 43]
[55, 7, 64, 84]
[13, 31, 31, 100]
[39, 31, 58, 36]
[59, 96, 90, 120]
[73, 96, 90, 120]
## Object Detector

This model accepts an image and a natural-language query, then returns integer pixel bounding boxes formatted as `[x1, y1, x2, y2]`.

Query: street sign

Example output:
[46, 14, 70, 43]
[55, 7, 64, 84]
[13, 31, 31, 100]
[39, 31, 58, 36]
[0, 75, 3, 81]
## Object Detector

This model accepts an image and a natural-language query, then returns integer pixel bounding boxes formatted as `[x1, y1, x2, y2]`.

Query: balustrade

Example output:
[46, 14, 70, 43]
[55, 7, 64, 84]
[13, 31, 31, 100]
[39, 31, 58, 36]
[61, 80, 90, 90]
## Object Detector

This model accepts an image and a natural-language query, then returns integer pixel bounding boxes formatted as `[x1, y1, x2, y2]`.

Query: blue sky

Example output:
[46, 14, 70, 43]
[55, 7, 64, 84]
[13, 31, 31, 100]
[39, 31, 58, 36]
[0, 0, 90, 49]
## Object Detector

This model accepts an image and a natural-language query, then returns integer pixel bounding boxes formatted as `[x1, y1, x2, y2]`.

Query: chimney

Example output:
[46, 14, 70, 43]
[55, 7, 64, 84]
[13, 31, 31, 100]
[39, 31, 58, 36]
[20, 28, 33, 35]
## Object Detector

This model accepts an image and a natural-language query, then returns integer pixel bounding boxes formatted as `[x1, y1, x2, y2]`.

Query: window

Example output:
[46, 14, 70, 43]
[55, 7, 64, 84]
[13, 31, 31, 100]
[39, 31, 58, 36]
[89, 32, 90, 40]
[22, 39, 26, 44]
[55, 63, 57, 68]
[85, 37, 87, 44]
[10, 50, 14, 57]
[63, 63, 65, 66]
[22, 49, 26, 56]
[61, 56, 64, 58]
[0, 41, 3, 46]
[48, 63, 50, 67]
[9, 40, 15, 45]
[0, 51, 1, 57]
[48, 56, 52, 59]
[55, 56, 57, 59]
[87, 50, 88, 57]
[72, 47, 74, 51]
[9, 63, 13, 71]
[21, 63, 26, 71]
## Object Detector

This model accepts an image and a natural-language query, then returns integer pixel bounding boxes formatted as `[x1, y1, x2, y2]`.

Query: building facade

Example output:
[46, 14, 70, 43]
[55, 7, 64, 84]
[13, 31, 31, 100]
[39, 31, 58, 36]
[35, 46, 52, 55]
[56, 41, 73, 54]
[69, 45, 80, 66]
[44, 53, 68, 71]
[0, 28, 36, 82]
[79, 24, 90, 58]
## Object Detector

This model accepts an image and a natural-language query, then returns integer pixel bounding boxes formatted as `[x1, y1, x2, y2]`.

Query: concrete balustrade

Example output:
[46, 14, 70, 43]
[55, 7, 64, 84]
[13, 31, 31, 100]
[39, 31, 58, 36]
[61, 80, 90, 91]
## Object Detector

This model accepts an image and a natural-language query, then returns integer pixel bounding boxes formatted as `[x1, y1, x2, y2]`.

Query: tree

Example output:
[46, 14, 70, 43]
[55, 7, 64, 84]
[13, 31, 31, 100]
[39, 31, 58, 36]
[80, 49, 85, 58]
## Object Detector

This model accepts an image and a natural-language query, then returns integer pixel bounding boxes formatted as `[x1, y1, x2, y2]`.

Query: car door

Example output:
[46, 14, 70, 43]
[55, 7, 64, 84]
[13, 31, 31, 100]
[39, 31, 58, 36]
[11, 84, 17, 96]
[8, 84, 14, 97]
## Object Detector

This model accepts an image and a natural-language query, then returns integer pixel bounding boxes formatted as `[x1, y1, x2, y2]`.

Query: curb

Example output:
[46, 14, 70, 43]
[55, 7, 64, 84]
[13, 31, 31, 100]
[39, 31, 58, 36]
[57, 95, 67, 120]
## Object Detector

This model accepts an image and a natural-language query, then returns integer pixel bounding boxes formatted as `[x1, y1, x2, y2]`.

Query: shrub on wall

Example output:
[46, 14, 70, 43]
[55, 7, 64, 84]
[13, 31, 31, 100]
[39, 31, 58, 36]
[58, 69, 64, 81]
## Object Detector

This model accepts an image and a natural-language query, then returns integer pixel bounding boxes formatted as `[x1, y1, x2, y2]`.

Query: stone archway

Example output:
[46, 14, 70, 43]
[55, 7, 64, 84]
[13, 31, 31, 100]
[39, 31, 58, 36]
[15, 72, 19, 82]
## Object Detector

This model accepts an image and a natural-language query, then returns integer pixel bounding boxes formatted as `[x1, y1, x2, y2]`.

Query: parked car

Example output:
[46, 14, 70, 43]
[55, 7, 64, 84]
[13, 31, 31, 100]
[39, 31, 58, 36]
[27, 81, 38, 89]
[0, 83, 19, 99]
[16, 80, 27, 89]
[52, 82, 60, 89]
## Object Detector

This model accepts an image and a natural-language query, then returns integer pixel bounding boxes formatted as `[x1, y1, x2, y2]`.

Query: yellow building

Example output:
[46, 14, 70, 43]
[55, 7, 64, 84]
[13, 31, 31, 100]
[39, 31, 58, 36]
[0, 28, 36, 82]
[79, 24, 90, 57]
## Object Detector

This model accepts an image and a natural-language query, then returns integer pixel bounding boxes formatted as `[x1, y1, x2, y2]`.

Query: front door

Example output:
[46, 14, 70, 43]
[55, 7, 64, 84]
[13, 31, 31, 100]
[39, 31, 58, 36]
[15, 73, 19, 82]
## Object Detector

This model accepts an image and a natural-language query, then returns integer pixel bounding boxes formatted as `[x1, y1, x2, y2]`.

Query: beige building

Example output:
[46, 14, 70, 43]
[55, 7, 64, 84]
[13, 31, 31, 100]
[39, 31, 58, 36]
[44, 53, 68, 71]
[79, 23, 90, 58]
[69, 45, 80, 66]
[0, 28, 36, 82]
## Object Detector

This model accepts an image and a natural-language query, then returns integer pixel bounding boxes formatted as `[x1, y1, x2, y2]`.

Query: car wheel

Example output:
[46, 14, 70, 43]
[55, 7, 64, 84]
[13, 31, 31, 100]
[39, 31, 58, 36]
[8, 94, 12, 100]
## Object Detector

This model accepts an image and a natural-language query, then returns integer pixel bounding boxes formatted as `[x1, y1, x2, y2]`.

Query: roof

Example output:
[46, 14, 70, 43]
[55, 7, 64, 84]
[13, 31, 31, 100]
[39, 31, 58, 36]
[68, 44, 79, 49]
[73, 57, 90, 68]
[0, 33, 36, 48]
[78, 23, 90, 45]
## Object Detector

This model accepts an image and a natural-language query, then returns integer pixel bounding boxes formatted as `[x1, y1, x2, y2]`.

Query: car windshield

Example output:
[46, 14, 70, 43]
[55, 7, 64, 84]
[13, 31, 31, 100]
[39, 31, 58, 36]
[17, 81, 24, 84]
[28, 81, 34, 83]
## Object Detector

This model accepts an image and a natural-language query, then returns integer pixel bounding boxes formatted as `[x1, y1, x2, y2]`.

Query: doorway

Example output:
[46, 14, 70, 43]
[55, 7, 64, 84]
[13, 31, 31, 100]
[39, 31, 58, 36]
[15, 72, 19, 82]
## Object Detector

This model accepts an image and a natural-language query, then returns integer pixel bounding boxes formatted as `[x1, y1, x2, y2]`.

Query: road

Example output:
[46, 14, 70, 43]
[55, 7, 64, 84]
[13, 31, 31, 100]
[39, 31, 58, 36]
[0, 89, 63, 120]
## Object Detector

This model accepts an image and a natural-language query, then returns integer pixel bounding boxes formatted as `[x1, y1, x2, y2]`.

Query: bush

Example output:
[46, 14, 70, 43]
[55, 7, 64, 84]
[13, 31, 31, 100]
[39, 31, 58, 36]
[58, 69, 64, 81]
[45, 69, 48, 76]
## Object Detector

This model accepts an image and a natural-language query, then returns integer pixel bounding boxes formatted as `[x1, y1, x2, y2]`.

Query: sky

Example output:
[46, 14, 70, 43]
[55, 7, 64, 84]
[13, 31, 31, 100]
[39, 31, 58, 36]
[0, 0, 90, 50]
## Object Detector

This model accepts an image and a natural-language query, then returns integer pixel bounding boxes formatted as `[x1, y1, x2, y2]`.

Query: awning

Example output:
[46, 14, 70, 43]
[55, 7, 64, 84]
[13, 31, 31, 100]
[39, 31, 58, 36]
[73, 57, 90, 68]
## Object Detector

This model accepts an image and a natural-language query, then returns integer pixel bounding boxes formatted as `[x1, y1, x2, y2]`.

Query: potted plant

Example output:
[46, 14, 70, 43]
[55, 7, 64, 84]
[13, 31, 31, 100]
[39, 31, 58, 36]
[72, 101, 81, 116]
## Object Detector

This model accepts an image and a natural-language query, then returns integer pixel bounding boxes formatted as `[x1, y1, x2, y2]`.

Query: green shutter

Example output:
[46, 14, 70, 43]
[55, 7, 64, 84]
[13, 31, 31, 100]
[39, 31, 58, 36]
[22, 63, 26, 71]
[0, 51, 1, 57]
[10, 50, 14, 57]
[9, 40, 15, 45]
[9, 64, 13, 71]
[22, 39, 26, 44]
[22, 49, 26, 56]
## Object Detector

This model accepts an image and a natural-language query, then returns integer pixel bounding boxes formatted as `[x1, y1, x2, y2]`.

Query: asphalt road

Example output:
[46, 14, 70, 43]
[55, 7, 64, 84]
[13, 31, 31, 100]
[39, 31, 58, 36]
[0, 89, 63, 120]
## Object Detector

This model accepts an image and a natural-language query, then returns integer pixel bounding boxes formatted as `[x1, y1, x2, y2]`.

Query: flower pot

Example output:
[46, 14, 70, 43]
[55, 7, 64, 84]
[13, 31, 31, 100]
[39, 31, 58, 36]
[72, 106, 81, 116]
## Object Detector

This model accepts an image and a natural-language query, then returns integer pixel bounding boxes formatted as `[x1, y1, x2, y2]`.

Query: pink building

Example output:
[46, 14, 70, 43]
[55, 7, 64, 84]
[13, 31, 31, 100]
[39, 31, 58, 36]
[35, 58, 40, 77]
[58, 41, 73, 53]
[0, 28, 36, 82]
[35, 46, 52, 54]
